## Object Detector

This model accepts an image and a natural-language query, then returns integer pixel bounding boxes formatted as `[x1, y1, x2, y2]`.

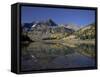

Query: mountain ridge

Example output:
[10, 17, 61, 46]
[21, 19, 95, 41]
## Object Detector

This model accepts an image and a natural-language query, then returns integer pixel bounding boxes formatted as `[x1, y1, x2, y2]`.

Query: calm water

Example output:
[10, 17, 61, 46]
[21, 42, 95, 71]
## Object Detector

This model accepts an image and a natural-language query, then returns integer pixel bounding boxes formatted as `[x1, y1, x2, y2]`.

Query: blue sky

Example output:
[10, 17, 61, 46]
[21, 6, 95, 26]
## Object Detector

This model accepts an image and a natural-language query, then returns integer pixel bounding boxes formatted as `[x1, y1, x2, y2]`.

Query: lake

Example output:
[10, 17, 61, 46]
[21, 41, 95, 71]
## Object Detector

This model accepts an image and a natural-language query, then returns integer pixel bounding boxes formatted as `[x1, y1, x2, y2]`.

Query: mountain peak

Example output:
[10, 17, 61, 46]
[65, 24, 80, 31]
[45, 18, 58, 26]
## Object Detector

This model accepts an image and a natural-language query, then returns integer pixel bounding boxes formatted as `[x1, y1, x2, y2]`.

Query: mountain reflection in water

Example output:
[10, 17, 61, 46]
[21, 42, 95, 71]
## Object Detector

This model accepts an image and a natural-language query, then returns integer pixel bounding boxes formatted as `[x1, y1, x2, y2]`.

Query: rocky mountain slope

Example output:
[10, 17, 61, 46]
[21, 19, 95, 41]
[75, 23, 95, 40]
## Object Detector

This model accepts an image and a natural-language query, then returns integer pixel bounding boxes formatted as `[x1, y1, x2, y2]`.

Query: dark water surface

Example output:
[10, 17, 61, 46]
[21, 42, 95, 71]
